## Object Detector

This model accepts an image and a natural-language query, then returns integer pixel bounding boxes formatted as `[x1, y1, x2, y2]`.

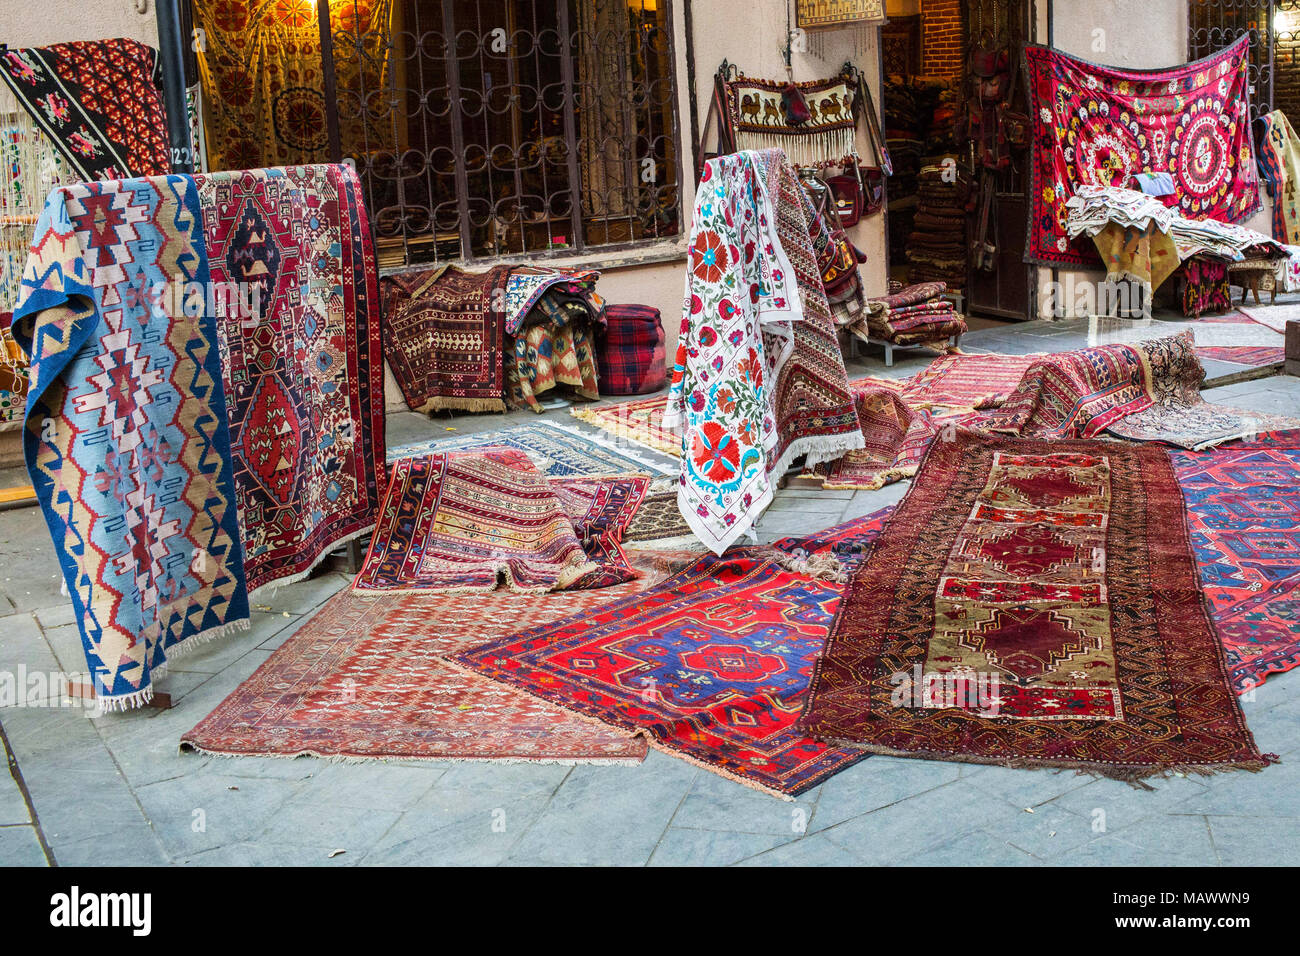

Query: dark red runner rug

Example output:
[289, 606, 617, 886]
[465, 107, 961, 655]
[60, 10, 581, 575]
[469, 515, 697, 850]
[800, 430, 1276, 784]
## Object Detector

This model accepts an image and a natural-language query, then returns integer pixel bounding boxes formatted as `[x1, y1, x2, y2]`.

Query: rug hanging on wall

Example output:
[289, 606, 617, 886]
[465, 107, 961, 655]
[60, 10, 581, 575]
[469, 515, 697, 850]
[192, 0, 394, 169]
[0, 38, 170, 180]
[1173, 433, 1300, 694]
[11, 176, 249, 710]
[196, 164, 385, 593]
[182, 550, 696, 764]
[353, 450, 647, 594]
[1024, 37, 1261, 266]
[723, 71, 860, 168]
[453, 550, 869, 798]
[799, 430, 1275, 782]
[381, 264, 513, 414]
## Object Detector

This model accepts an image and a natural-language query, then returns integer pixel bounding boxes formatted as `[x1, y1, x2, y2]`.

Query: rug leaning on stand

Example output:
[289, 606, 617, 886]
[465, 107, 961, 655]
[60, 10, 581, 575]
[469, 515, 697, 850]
[196, 164, 386, 593]
[799, 430, 1276, 783]
[380, 264, 513, 413]
[182, 550, 697, 764]
[11, 175, 250, 710]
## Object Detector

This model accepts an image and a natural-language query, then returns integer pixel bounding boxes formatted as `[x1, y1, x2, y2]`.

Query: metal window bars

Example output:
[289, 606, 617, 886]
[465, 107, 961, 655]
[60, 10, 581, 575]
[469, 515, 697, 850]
[321, 0, 683, 271]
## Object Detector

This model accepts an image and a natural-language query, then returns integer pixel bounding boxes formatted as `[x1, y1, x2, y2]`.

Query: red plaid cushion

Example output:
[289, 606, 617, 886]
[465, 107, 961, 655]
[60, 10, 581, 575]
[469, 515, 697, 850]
[596, 304, 665, 395]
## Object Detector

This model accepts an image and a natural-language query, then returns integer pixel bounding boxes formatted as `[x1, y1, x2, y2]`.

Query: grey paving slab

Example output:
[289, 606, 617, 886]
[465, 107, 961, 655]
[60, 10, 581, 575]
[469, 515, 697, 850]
[0, 824, 49, 865]
[506, 751, 697, 865]
[0, 736, 29, 826]
[817, 781, 1023, 865]
[670, 772, 816, 837]
[293, 761, 442, 813]
[1207, 814, 1300, 866]
[809, 755, 961, 833]
[649, 826, 794, 865]
[893, 827, 1040, 866]
[135, 772, 308, 858]
[1056, 813, 1221, 866]
[734, 832, 863, 866]
[961, 763, 1097, 809]
[177, 842, 358, 866]
[51, 823, 169, 867]
[364, 788, 550, 865]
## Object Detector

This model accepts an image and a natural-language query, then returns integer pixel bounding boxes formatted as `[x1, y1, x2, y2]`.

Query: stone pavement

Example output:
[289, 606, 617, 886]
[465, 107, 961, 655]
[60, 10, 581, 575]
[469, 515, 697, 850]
[1, 329, 1297, 866]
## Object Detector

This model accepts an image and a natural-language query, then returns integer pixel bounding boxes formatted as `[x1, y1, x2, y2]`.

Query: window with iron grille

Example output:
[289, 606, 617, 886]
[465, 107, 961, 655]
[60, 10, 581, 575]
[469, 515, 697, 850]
[1188, 0, 1275, 122]
[328, 0, 684, 270]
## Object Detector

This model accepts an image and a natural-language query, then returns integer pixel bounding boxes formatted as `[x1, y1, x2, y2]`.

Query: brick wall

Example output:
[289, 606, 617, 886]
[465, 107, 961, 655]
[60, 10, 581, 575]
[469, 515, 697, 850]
[922, 0, 964, 77]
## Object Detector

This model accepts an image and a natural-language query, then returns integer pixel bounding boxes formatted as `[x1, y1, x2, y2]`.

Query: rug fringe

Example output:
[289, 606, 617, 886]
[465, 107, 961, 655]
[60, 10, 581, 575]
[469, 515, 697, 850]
[95, 616, 252, 714]
[176, 741, 647, 767]
[762, 548, 850, 584]
[248, 522, 375, 599]
[800, 736, 1280, 790]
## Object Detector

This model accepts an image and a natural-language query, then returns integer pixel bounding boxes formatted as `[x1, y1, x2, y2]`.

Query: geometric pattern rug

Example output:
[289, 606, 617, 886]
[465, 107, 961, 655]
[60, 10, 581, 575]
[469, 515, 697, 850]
[181, 551, 696, 763]
[570, 395, 680, 457]
[799, 431, 1276, 783]
[196, 164, 386, 593]
[1172, 433, 1300, 694]
[452, 550, 872, 798]
[354, 451, 643, 594]
[387, 419, 672, 476]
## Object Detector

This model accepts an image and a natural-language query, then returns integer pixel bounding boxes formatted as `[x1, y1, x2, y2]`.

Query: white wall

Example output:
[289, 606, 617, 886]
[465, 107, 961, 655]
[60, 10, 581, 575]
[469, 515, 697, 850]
[0, 0, 157, 47]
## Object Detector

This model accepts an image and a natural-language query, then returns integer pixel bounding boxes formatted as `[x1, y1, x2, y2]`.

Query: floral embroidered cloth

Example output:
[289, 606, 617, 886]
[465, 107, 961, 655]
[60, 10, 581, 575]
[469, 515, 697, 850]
[664, 150, 802, 554]
[1025, 37, 1261, 266]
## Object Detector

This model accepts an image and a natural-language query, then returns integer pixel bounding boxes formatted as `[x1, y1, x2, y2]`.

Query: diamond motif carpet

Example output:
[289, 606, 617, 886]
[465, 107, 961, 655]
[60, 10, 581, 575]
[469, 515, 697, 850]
[453, 550, 873, 797]
[388, 420, 672, 476]
[800, 430, 1275, 782]
[11, 176, 249, 709]
[354, 450, 647, 594]
[182, 551, 696, 763]
[197, 164, 385, 593]
[381, 264, 512, 413]
[1173, 433, 1300, 693]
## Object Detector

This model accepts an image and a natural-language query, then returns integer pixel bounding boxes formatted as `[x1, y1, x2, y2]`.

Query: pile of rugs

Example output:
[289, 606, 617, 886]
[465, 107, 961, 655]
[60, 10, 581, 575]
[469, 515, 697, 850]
[852, 279, 967, 350]
[381, 264, 625, 416]
[180, 350, 1298, 793]
[906, 162, 970, 287]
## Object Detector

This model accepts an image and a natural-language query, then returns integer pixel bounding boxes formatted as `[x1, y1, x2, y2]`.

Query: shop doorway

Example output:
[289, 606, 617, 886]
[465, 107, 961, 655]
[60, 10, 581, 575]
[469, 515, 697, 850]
[882, 0, 1036, 320]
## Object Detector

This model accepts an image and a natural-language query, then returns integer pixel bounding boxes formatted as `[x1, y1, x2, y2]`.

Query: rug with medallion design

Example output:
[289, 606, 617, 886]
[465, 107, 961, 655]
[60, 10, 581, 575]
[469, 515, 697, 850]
[799, 430, 1276, 783]
[196, 164, 386, 594]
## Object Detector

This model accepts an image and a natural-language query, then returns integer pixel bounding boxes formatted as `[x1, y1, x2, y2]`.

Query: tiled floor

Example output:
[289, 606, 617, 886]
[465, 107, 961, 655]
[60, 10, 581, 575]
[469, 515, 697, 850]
[1, 324, 1297, 866]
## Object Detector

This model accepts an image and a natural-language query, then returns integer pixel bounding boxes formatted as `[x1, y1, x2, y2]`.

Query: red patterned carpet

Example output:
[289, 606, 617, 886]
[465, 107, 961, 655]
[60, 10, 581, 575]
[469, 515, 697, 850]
[800, 431, 1275, 782]
[182, 552, 695, 763]
[452, 536, 898, 796]
[1172, 433, 1300, 693]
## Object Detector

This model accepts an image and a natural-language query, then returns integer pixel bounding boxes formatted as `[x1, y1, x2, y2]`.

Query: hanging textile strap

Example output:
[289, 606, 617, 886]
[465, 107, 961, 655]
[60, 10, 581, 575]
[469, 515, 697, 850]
[850, 64, 892, 177]
[696, 62, 738, 181]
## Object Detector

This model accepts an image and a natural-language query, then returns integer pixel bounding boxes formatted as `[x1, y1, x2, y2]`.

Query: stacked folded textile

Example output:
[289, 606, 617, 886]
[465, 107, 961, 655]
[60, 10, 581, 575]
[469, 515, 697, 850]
[906, 162, 969, 286]
[1066, 185, 1286, 262]
[855, 280, 967, 346]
